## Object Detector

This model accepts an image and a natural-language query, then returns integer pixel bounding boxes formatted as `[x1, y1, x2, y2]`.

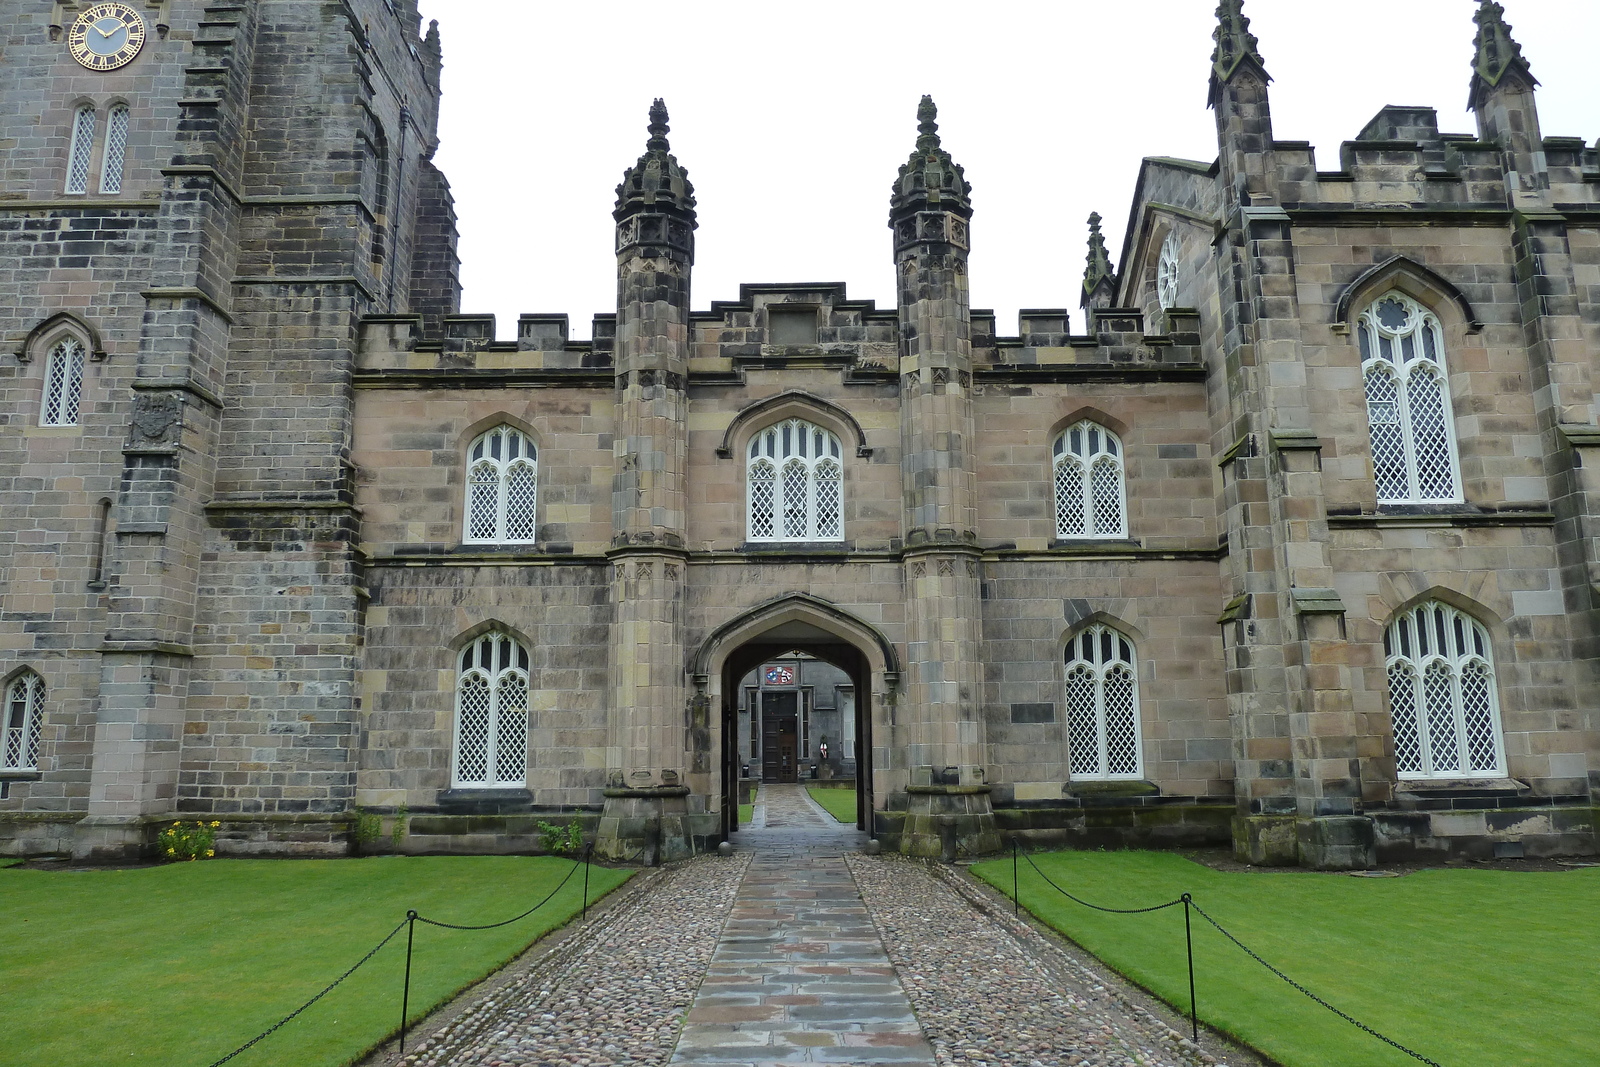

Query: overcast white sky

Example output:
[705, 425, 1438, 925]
[412, 1, 1600, 341]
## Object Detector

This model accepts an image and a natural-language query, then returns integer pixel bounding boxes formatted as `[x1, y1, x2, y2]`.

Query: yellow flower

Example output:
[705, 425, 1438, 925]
[211, 821, 220, 828]
[205, 849, 215, 858]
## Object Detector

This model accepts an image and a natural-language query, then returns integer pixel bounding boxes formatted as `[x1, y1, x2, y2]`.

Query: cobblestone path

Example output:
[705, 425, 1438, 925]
[384, 784, 1251, 1067]
[670, 784, 935, 1065]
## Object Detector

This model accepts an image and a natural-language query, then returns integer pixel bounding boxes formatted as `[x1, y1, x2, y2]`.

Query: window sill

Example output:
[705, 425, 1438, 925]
[1047, 538, 1140, 552]
[738, 541, 849, 555]
[1327, 506, 1554, 529]
[436, 788, 533, 815]
[0, 770, 42, 781]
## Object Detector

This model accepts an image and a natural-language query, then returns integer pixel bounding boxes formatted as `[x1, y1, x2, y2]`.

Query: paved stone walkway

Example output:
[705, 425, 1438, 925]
[670, 785, 934, 1065]
[383, 784, 1251, 1067]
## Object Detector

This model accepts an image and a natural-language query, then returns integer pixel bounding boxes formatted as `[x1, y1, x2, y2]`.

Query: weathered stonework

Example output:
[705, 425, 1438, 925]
[2, 1, 1596, 869]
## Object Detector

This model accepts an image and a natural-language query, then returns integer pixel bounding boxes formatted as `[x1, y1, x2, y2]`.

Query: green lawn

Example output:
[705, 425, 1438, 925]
[738, 803, 753, 825]
[970, 850, 1598, 1067]
[0, 855, 629, 1067]
[806, 785, 857, 823]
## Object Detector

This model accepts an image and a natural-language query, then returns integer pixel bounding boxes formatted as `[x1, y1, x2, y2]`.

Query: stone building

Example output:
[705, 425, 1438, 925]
[2, 0, 1596, 869]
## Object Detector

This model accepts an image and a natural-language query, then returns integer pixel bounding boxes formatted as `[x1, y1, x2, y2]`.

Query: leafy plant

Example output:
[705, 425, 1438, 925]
[353, 810, 383, 846]
[536, 820, 583, 855]
[391, 806, 409, 851]
[157, 820, 219, 862]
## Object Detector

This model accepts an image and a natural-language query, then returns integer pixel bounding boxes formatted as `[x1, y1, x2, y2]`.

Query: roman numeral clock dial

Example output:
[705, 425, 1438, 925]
[67, 3, 147, 71]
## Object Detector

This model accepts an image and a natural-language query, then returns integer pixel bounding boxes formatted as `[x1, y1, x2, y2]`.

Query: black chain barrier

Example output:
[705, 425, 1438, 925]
[1010, 843, 1444, 1066]
[199, 848, 595, 1064]
[202, 918, 409, 1067]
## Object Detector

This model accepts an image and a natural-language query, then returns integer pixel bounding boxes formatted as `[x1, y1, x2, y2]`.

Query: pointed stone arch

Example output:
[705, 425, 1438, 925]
[14, 311, 106, 363]
[1334, 256, 1483, 334]
[692, 592, 900, 681]
[715, 391, 873, 460]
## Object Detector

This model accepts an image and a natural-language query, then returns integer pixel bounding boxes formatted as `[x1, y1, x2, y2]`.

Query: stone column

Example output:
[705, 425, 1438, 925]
[889, 98, 998, 858]
[594, 102, 708, 863]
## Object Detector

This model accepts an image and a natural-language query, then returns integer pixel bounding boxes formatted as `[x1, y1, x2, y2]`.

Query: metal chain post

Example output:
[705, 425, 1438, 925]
[399, 910, 417, 1053]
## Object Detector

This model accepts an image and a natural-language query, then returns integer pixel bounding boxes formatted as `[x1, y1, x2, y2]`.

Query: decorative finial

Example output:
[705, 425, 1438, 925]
[1209, 0, 1270, 104]
[916, 95, 940, 151]
[647, 98, 670, 151]
[1081, 213, 1116, 307]
[1470, 1, 1537, 105]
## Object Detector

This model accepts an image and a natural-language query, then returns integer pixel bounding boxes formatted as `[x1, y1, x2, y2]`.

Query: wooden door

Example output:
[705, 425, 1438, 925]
[761, 690, 798, 782]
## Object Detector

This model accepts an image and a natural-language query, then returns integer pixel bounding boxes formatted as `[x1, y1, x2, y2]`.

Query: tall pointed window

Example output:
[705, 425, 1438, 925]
[1360, 293, 1461, 504]
[1065, 624, 1142, 780]
[66, 104, 97, 194]
[100, 104, 130, 194]
[747, 418, 844, 542]
[1385, 602, 1505, 779]
[453, 632, 530, 788]
[1157, 231, 1180, 310]
[40, 338, 86, 426]
[1054, 421, 1126, 539]
[3, 672, 45, 772]
[463, 426, 537, 544]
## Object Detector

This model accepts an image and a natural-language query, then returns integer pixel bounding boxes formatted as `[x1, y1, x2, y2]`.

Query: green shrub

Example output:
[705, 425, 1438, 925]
[536, 820, 583, 855]
[390, 805, 408, 851]
[352, 810, 383, 846]
[157, 821, 218, 862]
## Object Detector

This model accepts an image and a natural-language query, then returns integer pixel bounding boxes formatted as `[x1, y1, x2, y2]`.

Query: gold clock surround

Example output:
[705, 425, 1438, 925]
[67, 3, 147, 71]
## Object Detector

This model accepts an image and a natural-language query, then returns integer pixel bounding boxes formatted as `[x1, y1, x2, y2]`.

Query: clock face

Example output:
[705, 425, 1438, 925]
[68, 3, 147, 71]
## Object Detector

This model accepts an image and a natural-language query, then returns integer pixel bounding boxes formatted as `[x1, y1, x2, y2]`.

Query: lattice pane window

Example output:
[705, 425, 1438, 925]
[40, 339, 86, 426]
[1053, 421, 1126, 539]
[1157, 231, 1180, 310]
[101, 104, 129, 194]
[746, 418, 845, 542]
[1358, 293, 1461, 503]
[462, 426, 538, 543]
[1063, 623, 1142, 780]
[66, 106, 96, 194]
[4, 672, 45, 771]
[453, 632, 531, 788]
[1383, 601, 1504, 779]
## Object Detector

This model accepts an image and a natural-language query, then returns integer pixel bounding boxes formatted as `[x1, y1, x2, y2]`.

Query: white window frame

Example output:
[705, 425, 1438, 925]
[66, 104, 97, 195]
[1064, 624, 1143, 780]
[452, 632, 530, 788]
[1053, 420, 1127, 540]
[462, 426, 538, 544]
[3, 672, 45, 772]
[746, 417, 844, 543]
[40, 337, 87, 427]
[100, 103, 130, 194]
[1157, 231, 1180, 310]
[1359, 292, 1463, 504]
[1384, 601, 1506, 780]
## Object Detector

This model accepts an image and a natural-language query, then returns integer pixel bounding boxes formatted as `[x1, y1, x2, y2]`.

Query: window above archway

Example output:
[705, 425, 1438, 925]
[747, 418, 844, 543]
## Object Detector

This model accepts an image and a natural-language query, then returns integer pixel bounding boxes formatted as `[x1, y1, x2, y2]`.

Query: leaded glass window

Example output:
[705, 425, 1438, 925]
[66, 105, 96, 194]
[463, 426, 538, 544]
[1157, 231, 1180, 310]
[40, 338, 86, 427]
[1053, 421, 1126, 539]
[453, 632, 530, 788]
[747, 418, 844, 542]
[100, 104, 129, 194]
[1359, 293, 1461, 504]
[1065, 624, 1142, 780]
[1384, 601, 1505, 779]
[3, 672, 45, 772]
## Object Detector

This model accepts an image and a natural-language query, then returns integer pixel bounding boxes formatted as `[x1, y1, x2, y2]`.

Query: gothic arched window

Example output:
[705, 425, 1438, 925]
[1384, 602, 1505, 779]
[1053, 421, 1127, 539]
[40, 338, 87, 427]
[66, 104, 97, 194]
[453, 632, 530, 788]
[3, 672, 45, 772]
[1065, 624, 1142, 780]
[1157, 231, 1180, 310]
[100, 104, 130, 194]
[1359, 293, 1461, 504]
[463, 426, 538, 544]
[747, 418, 844, 542]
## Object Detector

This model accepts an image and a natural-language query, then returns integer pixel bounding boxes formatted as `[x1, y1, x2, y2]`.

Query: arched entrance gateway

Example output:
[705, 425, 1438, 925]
[692, 594, 899, 838]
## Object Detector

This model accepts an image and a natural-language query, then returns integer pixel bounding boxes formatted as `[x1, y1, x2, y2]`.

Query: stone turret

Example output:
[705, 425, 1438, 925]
[1208, 0, 1275, 206]
[596, 101, 704, 864]
[888, 97, 998, 860]
[1468, 1, 1546, 202]
[1080, 212, 1116, 310]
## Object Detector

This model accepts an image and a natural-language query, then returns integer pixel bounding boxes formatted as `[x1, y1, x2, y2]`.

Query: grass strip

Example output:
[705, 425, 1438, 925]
[970, 849, 1598, 1067]
[0, 855, 630, 1067]
[805, 785, 857, 823]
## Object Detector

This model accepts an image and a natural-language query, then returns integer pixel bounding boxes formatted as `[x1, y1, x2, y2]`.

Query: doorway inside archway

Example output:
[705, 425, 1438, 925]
[719, 628, 872, 835]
